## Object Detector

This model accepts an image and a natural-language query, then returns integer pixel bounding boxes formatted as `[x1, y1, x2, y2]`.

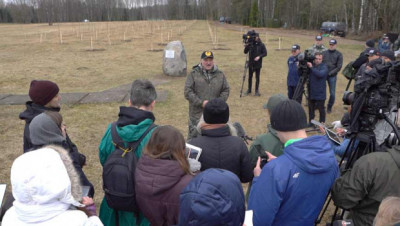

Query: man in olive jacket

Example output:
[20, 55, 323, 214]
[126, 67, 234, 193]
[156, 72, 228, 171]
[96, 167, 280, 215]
[331, 145, 400, 226]
[184, 51, 230, 140]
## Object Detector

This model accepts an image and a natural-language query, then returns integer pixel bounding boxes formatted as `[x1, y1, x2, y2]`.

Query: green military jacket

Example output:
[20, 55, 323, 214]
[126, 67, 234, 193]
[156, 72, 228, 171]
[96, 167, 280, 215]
[307, 44, 327, 56]
[331, 146, 400, 226]
[184, 64, 230, 121]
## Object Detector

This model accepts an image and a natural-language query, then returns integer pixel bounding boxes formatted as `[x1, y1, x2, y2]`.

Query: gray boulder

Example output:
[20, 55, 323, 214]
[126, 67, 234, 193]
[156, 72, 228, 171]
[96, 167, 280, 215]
[162, 41, 187, 77]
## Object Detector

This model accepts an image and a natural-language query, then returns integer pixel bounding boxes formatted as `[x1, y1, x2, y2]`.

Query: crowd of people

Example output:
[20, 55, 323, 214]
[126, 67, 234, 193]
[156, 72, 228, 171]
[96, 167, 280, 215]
[0, 34, 400, 226]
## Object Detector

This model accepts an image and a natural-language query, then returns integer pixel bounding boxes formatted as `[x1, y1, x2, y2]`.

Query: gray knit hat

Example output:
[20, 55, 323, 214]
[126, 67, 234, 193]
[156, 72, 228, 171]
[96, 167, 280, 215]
[270, 99, 307, 132]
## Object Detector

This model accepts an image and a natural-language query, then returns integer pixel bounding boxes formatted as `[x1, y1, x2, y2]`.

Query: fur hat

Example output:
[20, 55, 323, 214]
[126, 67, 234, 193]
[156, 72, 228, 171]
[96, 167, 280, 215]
[29, 80, 59, 106]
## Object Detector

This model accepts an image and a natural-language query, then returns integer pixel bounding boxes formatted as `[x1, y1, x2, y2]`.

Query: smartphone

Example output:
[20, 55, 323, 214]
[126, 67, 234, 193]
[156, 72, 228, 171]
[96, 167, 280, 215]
[185, 143, 202, 161]
[0, 184, 6, 206]
[81, 186, 90, 198]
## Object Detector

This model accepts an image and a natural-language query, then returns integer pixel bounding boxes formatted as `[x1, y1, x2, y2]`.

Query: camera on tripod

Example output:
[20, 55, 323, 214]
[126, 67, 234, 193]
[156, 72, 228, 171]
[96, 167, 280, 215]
[242, 30, 258, 46]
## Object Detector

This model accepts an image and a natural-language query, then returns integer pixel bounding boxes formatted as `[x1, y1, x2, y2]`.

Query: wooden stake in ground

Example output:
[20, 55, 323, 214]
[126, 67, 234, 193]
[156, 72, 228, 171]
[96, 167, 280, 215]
[90, 37, 93, 50]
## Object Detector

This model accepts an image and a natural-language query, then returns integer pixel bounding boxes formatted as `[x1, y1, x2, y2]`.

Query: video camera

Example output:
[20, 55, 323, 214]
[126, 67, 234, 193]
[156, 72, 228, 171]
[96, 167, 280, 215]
[346, 60, 400, 133]
[242, 30, 258, 46]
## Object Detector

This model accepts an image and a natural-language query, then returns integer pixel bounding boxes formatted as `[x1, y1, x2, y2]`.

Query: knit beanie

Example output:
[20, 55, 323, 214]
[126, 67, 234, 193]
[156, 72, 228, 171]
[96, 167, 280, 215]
[270, 99, 307, 132]
[203, 98, 229, 124]
[29, 80, 59, 106]
[366, 39, 375, 48]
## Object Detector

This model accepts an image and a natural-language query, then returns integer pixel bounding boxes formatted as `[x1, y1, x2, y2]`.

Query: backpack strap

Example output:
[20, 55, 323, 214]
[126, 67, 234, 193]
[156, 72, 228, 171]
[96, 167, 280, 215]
[110, 122, 157, 157]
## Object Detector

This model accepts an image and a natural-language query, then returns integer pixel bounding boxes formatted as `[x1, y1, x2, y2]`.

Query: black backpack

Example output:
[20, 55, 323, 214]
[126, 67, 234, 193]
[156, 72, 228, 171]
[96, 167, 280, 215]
[102, 122, 156, 213]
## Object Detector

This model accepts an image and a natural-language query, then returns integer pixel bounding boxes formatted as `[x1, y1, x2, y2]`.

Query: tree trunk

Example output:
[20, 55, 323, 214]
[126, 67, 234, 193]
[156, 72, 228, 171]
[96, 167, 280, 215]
[358, 0, 365, 32]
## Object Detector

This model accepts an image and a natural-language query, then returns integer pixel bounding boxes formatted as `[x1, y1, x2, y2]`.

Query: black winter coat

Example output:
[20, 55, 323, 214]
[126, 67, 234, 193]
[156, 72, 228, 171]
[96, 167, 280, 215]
[352, 47, 374, 71]
[189, 125, 253, 183]
[244, 41, 267, 69]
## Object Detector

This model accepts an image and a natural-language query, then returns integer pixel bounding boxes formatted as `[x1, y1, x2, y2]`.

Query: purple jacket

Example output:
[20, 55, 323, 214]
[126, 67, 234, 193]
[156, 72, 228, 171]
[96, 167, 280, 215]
[135, 155, 193, 226]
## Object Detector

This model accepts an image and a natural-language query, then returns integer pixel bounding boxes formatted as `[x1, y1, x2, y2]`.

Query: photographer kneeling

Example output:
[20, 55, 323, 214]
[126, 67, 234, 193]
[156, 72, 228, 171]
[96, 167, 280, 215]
[243, 30, 267, 96]
[307, 52, 328, 126]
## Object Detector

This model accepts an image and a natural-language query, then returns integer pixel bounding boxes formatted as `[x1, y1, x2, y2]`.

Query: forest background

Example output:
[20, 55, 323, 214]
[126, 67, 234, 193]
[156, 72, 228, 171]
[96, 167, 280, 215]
[0, 0, 399, 34]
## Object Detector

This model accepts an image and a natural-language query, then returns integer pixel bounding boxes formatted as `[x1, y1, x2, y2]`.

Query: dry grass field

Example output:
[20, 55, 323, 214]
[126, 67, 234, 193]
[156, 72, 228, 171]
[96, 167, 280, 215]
[0, 20, 364, 223]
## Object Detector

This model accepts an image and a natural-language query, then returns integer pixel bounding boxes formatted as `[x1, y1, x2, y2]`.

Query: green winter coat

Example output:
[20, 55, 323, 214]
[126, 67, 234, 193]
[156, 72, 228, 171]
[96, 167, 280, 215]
[99, 118, 155, 226]
[246, 124, 284, 201]
[331, 146, 400, 226]
[248, 124, 284, 168]
[184, 64, 230, 139]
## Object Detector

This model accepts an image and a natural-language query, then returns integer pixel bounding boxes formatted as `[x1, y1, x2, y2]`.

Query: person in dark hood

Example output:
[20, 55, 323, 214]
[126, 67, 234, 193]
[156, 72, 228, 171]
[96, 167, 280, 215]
[29, 111, 94, 197]
[178, 168, 245, 226]
[135, 125, 193, 226]
[98, 79, 157, 226]
[188, 98, 253, 183]
[248, 99, 339, 225]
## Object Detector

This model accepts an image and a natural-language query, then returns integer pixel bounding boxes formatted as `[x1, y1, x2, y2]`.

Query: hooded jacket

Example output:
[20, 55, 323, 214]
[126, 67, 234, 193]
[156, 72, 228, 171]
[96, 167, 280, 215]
[29, 113, 94, 198]
[2, 147, 103, 226]
[178, 169, 245, 226]
[99, 106, 156, 226]
[331, 146, 400, 226]
[135, 155, 193, 226]
[188, 125, 253, 183]
[244, 41, 267, 69]
[248, 135, 339, 226]
[19, 101, 61, 152]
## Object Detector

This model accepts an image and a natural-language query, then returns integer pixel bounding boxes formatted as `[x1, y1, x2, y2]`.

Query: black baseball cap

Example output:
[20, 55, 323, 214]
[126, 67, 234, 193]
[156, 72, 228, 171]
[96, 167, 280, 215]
[365, 49, 379, 57]
[292, 44, 300, 51]
[329, 39, 337, 45]
[201, 51, 214, 59]
[315, 35, 323, 41]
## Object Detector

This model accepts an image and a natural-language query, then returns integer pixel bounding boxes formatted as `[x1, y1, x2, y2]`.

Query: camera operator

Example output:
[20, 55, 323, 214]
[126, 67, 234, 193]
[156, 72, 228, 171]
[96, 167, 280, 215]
[287, 44, 302, 102]
[352, 39, 375, 73]
[307, 52, 328, 125]
[323, 39, 343, 113]
[354, 49, 380, 81]
[243, 31, 267, 96]
[381, 50, 396, 63]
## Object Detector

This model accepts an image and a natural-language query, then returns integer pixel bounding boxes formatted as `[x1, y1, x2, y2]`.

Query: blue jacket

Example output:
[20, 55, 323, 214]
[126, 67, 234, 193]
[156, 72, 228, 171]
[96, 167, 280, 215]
[309, 63, 328, 100]
[179, 169, 245, 226]
[287, 55, 300, 86]
[248, 136, 339, 226]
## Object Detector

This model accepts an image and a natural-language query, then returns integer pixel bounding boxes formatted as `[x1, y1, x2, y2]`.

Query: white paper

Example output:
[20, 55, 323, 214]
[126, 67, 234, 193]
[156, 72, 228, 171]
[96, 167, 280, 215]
[165, 50, 175, 58]
[0, 184, 6, 205]
[244, 210, 253, 226]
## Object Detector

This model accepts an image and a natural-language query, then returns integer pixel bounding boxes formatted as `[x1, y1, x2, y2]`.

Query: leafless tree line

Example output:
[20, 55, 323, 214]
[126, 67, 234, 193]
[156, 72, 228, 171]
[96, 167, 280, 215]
[0, 0, 399, 33]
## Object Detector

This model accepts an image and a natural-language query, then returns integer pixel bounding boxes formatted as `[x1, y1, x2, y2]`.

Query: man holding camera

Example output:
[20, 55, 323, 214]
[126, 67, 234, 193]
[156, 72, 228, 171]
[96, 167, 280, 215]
[244, 31, 267, 96]
[307, 52, 328, 125]
[322, 39, 343, 113]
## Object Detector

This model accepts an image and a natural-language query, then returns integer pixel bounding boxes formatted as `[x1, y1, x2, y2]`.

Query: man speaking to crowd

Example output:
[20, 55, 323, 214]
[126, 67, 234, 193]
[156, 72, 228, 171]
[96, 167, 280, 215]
[184, 51, 230, 140]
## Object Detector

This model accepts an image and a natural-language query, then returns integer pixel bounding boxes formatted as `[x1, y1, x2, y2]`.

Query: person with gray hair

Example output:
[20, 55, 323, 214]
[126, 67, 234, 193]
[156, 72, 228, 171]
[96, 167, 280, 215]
[98, 79, 158, 226]
[373, 196, 400, 226]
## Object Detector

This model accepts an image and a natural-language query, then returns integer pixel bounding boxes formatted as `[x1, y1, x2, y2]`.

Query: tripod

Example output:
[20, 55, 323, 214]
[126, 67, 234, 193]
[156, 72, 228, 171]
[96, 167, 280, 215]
[315, 113, 400, 225]
[292, 66, 309, 103]
[240, 53, 249, 98]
